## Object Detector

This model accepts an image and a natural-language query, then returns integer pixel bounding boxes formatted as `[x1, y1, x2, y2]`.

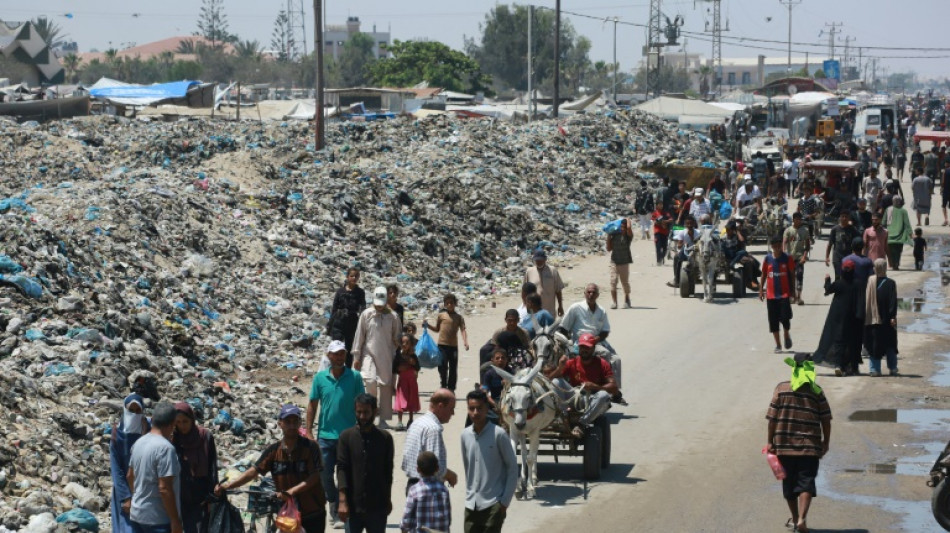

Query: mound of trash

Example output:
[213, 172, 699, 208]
[0, 109, 724, 530]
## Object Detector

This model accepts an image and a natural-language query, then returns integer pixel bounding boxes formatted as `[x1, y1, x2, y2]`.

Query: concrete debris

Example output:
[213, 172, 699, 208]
[0, 109, 725, 529]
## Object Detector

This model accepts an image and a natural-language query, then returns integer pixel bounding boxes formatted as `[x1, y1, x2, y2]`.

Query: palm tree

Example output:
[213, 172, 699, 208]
[104, 48, 119, 66]
[696, 65, 714, 98]
[31, 16, 66, 47]
[61, 53, 81, 82]
[176, 38, 197, 54]
[235, 39, 262, 60]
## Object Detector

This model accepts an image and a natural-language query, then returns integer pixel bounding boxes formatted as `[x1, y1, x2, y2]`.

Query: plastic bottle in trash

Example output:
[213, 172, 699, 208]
[762, 446, 786, 480]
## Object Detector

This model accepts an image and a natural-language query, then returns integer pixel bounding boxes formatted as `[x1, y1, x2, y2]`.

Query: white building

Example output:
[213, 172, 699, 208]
[323, 17, 390, 61]
[649, 52, 813, 92]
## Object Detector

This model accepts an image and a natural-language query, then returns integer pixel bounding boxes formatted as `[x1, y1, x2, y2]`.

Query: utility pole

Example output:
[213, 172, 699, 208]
[858, 47, 863, 83]
[528, 5, 533, 121]
[779, 0, 801, 75]
[612, 16, 619, 103]
[699, 0, 725, 96]
[646, 0, 662, 98]
[821, 22, 842, 60]
[840, 35, 855, 80]
[313, 0, 325, 150]
[554, 0, 560, 117]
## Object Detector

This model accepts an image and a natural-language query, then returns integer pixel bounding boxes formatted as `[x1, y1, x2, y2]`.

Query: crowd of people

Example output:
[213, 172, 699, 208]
[109, 254, 630, 533]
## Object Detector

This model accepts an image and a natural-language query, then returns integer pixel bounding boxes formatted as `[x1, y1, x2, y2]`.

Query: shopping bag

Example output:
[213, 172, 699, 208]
[415, 329, 443, 368]
[275, 499, 303, 533]
[602, 218, 624, 234]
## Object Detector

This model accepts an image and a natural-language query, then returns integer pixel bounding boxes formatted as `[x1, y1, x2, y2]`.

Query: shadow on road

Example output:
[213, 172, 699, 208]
[530, 462, 644, 506]
[806, 529, 870, 533]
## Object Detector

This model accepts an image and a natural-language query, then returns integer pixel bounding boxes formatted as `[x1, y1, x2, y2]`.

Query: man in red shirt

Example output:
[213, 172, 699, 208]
[760, 237, 796, 353]
[544, 333, 618, 439]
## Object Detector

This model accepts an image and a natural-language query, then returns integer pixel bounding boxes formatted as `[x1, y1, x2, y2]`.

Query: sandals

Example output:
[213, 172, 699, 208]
[785, 518, 797, 531]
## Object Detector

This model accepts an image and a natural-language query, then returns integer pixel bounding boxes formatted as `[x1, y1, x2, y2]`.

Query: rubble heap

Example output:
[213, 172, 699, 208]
[0, 109, 724, 531]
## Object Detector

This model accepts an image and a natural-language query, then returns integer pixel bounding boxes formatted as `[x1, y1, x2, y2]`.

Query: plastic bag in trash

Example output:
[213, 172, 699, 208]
[0, 255, 22, 274]
[0, 274, 43, 298]
[415, 329, 442, 369]
[45, 363, 76, 377]
[208, 496, 245, 533]
[55, 509, 99, 532]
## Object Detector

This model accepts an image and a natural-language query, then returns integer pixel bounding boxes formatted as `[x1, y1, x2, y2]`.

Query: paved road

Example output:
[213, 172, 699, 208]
[378, 216, 950, 533]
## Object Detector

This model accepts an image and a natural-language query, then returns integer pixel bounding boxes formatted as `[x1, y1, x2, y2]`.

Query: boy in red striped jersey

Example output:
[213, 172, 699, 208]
[760, 237, 796, 353]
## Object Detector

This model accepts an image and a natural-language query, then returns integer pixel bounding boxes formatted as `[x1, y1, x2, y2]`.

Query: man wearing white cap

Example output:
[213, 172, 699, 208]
[306, 340, 365, 528]
[688, 188, 712, 221]
[352, 286, 402, 429]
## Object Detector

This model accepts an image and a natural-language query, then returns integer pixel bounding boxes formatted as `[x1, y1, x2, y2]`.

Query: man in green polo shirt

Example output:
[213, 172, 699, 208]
[306, 340, 366, 529]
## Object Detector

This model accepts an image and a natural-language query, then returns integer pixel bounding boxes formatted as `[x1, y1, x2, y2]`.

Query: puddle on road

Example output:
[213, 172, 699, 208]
[849, 408, 950, 427]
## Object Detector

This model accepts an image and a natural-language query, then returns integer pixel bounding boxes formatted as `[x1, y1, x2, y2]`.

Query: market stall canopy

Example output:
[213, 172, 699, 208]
[635, 96, 735, 122]
[88, 78, 215, 107]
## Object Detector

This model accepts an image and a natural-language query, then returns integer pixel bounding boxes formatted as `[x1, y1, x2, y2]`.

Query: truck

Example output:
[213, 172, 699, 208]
[852, 96, 899, 146]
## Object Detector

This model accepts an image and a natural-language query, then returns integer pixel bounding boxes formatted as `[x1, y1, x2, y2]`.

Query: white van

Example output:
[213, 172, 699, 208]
[853, 101, 898, 146]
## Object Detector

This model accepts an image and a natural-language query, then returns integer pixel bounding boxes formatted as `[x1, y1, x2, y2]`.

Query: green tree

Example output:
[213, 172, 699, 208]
[30, 17, 66, 47]
[61, 53, 81, 83]
[368, 40, 492, 94]
[271, 10, 291, 62]
[696, 65, 713, 96]
[633, 64, 691, 94]
[235, 39, 262, 60]
[465, 4, 587, 93]
[813, 69, 826, 79]
[339, 33, 376, 87]
[196, 0, 235, 49]
[176, 38, 199, 54]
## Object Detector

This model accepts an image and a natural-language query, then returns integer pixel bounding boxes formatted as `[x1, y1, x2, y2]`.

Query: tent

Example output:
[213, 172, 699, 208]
[635, 96, 735, 123]
[89, 78, 214, 107]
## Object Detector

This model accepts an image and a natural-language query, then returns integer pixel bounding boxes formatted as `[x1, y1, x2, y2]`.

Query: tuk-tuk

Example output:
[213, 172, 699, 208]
[800, 160, 863, 229]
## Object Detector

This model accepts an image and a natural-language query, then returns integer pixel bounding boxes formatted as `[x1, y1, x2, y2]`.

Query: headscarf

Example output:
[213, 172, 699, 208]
[172, 402, 211, 477]
[113, 393, 148, 465]
[785, 355, 822, 395]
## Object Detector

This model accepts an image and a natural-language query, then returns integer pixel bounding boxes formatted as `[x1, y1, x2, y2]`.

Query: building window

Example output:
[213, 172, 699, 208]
[741, 72, 751, 85]
[727, 72, 736, 85]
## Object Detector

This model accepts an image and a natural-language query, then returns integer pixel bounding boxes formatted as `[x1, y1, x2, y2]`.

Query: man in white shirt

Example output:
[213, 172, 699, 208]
[559, 283, 625, 404]
[667, 216, 700, 290]
[735, 178, 763, 210]
[688, 188, 712, 220]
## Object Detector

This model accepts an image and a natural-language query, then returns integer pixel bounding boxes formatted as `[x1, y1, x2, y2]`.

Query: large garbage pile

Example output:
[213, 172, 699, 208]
[0, 109, 723, 531]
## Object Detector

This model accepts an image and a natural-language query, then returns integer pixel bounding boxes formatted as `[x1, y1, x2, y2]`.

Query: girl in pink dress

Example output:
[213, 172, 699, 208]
[393, 334, 421, 431]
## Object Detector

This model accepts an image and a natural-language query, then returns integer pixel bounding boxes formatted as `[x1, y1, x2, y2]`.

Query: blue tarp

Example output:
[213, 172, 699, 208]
[89, 81, 199, 101]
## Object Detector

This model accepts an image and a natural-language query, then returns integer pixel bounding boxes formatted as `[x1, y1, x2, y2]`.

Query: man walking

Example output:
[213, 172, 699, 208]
[942, 159, 950, 226]
[783, 213, 810, 305]
[352, 287, 402, 429]
[911, 167, 934, 226]
[127, 402, 183, 533]
[634, 179, 654, 240]
[306, 341, 366, 529]
[461, 390, 518, 533]
[217, 405, 326, 533]
[336, 394, 394, 533]
[605, 218, 633, 309]
[524, 250, 565, 317]
[760, 237, 796, 353]
[401, 389, 458, 495]
[863, 212, 889, 262]
[825, 212, 861, 279]
[766, 354, 832, 533]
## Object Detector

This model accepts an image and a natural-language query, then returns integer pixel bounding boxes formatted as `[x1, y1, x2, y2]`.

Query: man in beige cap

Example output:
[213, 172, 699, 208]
[352, 286, 402, 428]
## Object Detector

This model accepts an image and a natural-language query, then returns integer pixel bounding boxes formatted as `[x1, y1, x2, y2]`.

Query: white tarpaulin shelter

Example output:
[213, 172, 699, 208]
[635, 96, 735, 122]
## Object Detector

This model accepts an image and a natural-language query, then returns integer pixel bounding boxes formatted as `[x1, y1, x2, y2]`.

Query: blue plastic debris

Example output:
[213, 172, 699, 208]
[56, 509, 99, 532]
[0, 255, 22, 274]
[0, 274, 44, 298]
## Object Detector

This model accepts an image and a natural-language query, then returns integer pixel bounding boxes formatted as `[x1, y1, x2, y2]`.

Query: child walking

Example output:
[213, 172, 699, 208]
[760, 236, 796, 353]
[393, 334, 421, 431]
[913, 228, 927, 271]
[423, 293, 469, 392]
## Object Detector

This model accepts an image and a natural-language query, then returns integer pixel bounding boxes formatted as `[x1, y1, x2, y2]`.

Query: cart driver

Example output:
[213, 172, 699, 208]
[735, 178, 763, 211]
[545, 333, 618, 439]
[667, 216, 700, 289]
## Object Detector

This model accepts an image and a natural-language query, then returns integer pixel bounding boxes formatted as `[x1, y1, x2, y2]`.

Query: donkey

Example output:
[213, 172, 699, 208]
[495, 358, 559, 499]
[697, 224, 723, 302]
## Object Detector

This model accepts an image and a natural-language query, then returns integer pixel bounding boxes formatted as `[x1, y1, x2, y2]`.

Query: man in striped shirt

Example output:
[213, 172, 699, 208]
[766, 354, 832, 533]
[400, 389, 458, 495]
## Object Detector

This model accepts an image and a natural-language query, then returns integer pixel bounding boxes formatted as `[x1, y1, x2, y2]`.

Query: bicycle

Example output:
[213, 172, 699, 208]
[224, 477, 283, 533]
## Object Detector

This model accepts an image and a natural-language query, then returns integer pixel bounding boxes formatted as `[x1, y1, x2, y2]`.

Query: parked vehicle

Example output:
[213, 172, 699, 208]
[853, 97, 899, 146]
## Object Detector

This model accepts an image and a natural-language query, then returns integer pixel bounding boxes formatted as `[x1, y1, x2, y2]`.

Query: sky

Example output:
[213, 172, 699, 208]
[6, 0, 950, 81]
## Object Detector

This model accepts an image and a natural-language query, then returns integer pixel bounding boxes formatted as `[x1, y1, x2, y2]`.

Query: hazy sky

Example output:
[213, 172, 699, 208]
[7, 0, 950, 79]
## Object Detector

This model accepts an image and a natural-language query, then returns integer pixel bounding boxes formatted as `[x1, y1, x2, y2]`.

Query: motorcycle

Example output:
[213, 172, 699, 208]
[928, 439, 950, 530]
